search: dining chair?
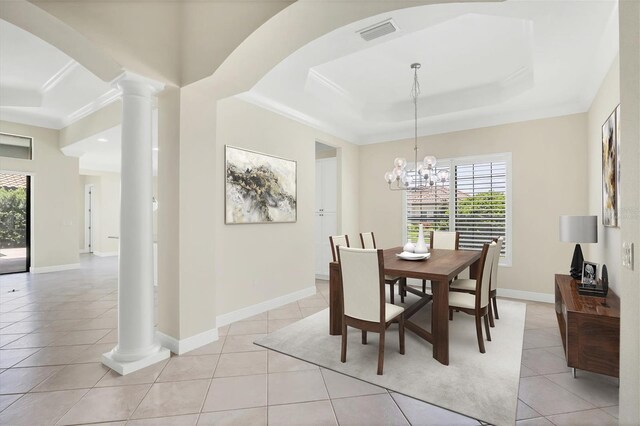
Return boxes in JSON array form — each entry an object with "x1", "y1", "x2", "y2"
[
  {"x1": 329, "y1": 235, "x2": 350, "y2": 262},
  {"x1": 448, "y1": 241, "x2": 498, "y2": 353},
  {"x1": 450, "y1": 237, "x2": 504, "y2": 327},
  {"x1": 360, "y1": 232, "x2": 403, "y2": 304},
  {"x1": 337, "y1": 246, "x2": 405, "y2": 375},
  {"x1": 419, "y1": 230, "x2": 460, "y2": 293}
]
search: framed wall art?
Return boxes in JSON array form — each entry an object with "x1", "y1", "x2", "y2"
[
  {"x1": 602, "y1": 105, "x2": 620, "y2": 227},
  {"x1": 225, "y1": 145, "x2": 297, "y2": 224}
]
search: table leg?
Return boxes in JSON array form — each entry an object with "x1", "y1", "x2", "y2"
[
  {"x1": 329, "y1": 262, "x2": 342, "y2": 335},
  {"x1": 431, "y1": 279, "x2": 449, "y2": 365}
]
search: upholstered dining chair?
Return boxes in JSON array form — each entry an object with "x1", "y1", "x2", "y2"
[
  {"x1": 448, "y1": 241, "x2": 499, "y2": 353},
  {"x1": 450, "y1": 237, "x2": 504, "y2": 327},
  {"x1": 360, "y1": 232, "x2": 403, "y2": 304},
  {"x1": 419, "y1": 231, "x2": 460, "y2": 293},
  {"x1": 329, "y1": 235, "x2": 350, "y2": 262},
  {"x1": 337, "y1": 246, "x2": 405, "y2": 375}
]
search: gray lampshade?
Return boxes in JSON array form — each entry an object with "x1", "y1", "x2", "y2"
[{"x1": 559, "y1": 215, "x2": 598, "y2": 243}]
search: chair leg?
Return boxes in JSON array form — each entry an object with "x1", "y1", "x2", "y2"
[
  {"x1": 492, "y1": 297, "x2": 499, "y2": 320},
  {"x1": 475, "y1": 314, "x2": 485, "y2": 353},
  {"x1": 389, "y1": 283, "x2": 395, "y2": 304},
  {"x1": 484, "y1": 314, "x2": 492, "y2": 342},
  {"x1": 422, "y1": 279, "x2": 426, "y2": 293},
  {"x1": 361, "y1": 330, "x2": 367, "y2": 345},
  {"x1": 488, "y1": 302, "x2": 495, "y2": 328},
  {"x1": 399, "y1": 314, "x2": 405, "y2": 355},
  {"x1": 377, "y1": 329, "x2": 385, "y2": 375},
  {"x1": 399, "y1": 281, "x2": 405, "y2": 304},
  {"x1": 341, "y1": 321, "x2": 347, "y2": 362},
  {"x1": 449, "y1": 308, "x2": 453, "y2": 321}
]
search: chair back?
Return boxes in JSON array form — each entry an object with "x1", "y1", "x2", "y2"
[
  {"x1": 490, "y1": 237, "x2": 504, "y2": 291},
  {"x1": 360, "y1": 232, "x2": 376, "y2": 249},
  {"x1": 475, "y1": 242, "x2": 498, "y2": 309},
  {"x1": 329, "y1": 235, "x2": 350, "y2": 262},
  {"x1": 429, "y1": 231, "x2": 460, "y2": 250},
  {"x1": 337, "y1": 247, "x2": 384, "y2": 323}
]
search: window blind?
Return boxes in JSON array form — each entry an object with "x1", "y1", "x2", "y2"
[{"x1": 404, "y1": 156, "x2": 509, "y2": 262}]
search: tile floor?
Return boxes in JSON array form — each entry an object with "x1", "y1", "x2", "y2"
[{"x1": 0, "y1": 256, "x2": 619, "y2": 425}]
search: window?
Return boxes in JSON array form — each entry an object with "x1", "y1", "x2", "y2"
[
  {"x1": 0, "y1": 133, "x2": 32, "y2": 160},
  {"x1": 403, "y1": 153, "x2": 512, "y2": 266}
]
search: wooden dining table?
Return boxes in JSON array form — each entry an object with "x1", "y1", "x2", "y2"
[{"x1": 329, "y1": 247, "x2": 482, "y2": 365}]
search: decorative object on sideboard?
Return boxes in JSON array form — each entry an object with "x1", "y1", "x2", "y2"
[
  {"x1": 559, "y1": 215, "x2": 598, "y2": 279},
  {"x1": 577, "y1": 262, "x2": 610, "y2": 298},
  {"x1": 225, "y1": 145, "x2": 297, "y2": 224},
  {"x1": 602, "y1": 104, "x2": 620, "y2": 227},
  {"x1": 414, "y1": 224, "x2": 429, "y2": 254},
  {"x1": 384, "y1": 63, "x2": 449, "y2": 191},
  {"x1": 601, "y1": 264, "x2": 609, "y2": 297},
  {"x1": 581, "y1": 261, "x2": 598, "y2": 286}
]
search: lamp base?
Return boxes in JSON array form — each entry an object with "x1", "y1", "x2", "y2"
[{"x1": 570, "y1": 243, "x2": 584, "y2": 280}]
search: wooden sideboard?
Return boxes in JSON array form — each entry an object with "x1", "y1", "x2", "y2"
[{"x1": 554, "y1": 274, "x2": 620, "y2": 377}]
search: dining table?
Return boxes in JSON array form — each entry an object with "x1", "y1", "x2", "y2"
[{"x1": 329, "y1": 247, "x2": 482, "y2": 365}]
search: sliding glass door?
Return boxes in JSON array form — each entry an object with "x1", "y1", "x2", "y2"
[{"x1": 0, "y1": 173, "x2": 30, "y2": 274}]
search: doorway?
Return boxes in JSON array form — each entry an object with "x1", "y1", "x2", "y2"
[{"x1": 0, "y1": 173, "x2": 30, "y2": 274}]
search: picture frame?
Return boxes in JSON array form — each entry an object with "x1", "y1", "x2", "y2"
[
  {"x1": 225, "y1": 145, "x2": 297, "y2": 224},
  {"x1": 601, "y1": 105, "x2": 620, "y2": 227},
  {"x1": 581, "y1": 261, "x2": 599, "y2": 286}
]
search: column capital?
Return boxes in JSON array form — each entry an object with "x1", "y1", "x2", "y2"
[{"x1": 112, "y1": 71, "x2": 165, "y2": 97}]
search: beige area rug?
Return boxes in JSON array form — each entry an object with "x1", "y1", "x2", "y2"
[{"x1": 255, "y1": 296, "x2": 526, "y2": 426}]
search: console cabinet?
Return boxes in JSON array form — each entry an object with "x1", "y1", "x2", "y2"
[{"x1": 554, "y1": 274, "x2": 620, "y2": 377}]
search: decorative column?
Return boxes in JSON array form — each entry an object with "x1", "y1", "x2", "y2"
[{"x1": 102, "y1": 72, "x2": 169, "y2": 375}]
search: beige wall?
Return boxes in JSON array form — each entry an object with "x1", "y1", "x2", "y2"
[
  {"x1": 0, "y1": 121, "x2": 79, "y2": 269},
  {"x1": 214, "y1": 97, "x2": 358, "y2": 316},
  {"x1": 585, "y1": 57, "x2": 621, "y2": 291},
  {"x1": 359, "y1": 114, "x2": 589, "y2": 297}
]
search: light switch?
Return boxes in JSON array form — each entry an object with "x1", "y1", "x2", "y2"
[{"x1": 622, "y1": 242, "x2": 634, "y2": 270}]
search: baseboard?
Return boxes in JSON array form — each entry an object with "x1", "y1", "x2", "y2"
[
  {"x1": 216, "y1": 285, "x2": 316, "y2": 327},
  {"x1": 30, "y1": 263, "x2": 81, "y2": 274},
  {"x1": 79, "y1": 249, "x2": 89, "y2": 254},
  {"x1": 157, "y1": 328, "x2": 219, "y2": 355},
  {"x1": 497, "y1": 288, "x2": 554, "y2": 303},
  {"x1": 315, "y1": 274, "x2": 329, "y2": 281},
  {"x1": 94, "y1": 251, "x2": 118, "y2": 257}
]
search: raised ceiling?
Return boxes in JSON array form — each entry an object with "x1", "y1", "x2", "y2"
[
  {"x1": 241, "y1": 0, "x2": 619, "y2": 144},
  {"x1": 0, "y1": 19, "x2": 117, "y2": 129}
]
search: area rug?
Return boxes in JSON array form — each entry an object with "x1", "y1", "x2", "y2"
[{"x1": 255, "y1": 296, "x2": 526, "y2": 426}]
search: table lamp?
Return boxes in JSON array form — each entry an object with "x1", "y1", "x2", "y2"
[{"x1": 559, "y1": 215, "x2": 598, "y2": 279}]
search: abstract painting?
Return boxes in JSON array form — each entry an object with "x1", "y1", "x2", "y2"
[
  {"x1": 602, "y1": 105, "x2": 620, "y2": 227},
  {"x1": 225, "y1": 145, "x2": 297, "y2": 224}
]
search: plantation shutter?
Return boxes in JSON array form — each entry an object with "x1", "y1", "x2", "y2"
[
  {"x1": 404, "y1": 166, "x2": 451, "y2": 243},
  {"x1": 404, "y1": 155, "x2": 510, "y2": 263},
  {"x1": 454, "y1": 161, "x2": 507, "y2": 257}
]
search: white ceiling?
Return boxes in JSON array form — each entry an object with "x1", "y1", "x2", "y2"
[
  {"x1": 0, "y1": 19, "x2": 117, "y2": 129},
  {"x1": 240, "y1": 0, "x2": 619, "y2": 144},
  {"x1": 61, "y1": 116, "x2": 159, "y2": 174}
]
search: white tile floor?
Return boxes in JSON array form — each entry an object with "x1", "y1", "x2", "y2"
[{"x1": 0, "y1": 255, "x2": 619, "y2": 425}]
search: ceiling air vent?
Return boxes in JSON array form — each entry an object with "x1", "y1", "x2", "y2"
[{"x1": 358, "y1": 19, "x2": 397, "y2": 42}]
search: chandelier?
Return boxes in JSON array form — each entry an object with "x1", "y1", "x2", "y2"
[{"x1": 384, "y1": 63, "x2": 449, "y2": 191}]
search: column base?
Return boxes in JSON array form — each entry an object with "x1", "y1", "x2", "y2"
[{"x1": 102, "y1": 346, "x2": 170, "y2": 376}]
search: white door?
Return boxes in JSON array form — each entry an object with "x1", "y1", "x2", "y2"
[{"x1": 315, "y1": 156, "x2": 338, "y2": 278}]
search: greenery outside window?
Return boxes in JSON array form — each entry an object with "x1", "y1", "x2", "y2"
[{"x1": 403, "y1": 153, "x2": 512, "y2": 266}]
